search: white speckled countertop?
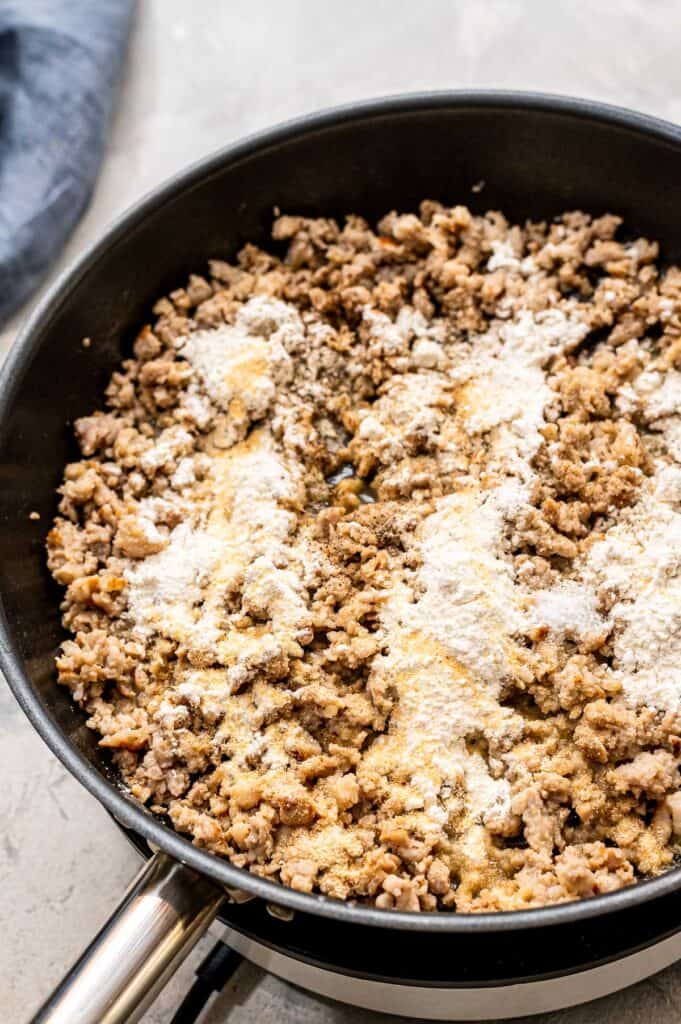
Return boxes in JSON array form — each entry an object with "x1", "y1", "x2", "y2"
[{"x1": 3, "y1": 2, "x2": 681, "y2": 1021}]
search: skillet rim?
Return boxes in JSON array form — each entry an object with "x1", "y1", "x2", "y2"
[{"x1": 3, "y1": 88, "x2": 681, "y2": 934}]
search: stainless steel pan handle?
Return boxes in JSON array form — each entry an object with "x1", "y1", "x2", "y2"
[{"x1": 30, "y1": 851, "x2": 226, "y2": 1024}]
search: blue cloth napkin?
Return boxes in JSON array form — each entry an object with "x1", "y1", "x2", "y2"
[{"x1": 0, "y1": 0, "x2": 136, "y2": 326}]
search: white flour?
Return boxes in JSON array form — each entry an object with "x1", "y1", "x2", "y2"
[
  {"x1": 617, "y1": 363, "x2": 681, "y2": 425},
  {"x1": 529, "y1": 580, "x2": 605, "y2": 641},
  {"x1": 363, "y1": 486, "x2": 526, "y2": 838},
  {"x1": 582, "y1": 367, "x2": 681, "y2": 713},
  {"x1": 125, "y1": 429, "x2": 313, "y2": 686},
  {"x1": 415, "y1": 489, "x2": 527, "y2": 685},
  {"x1": 486, "y1": 239, "x2": 538, "y2": 276},
  {"x1": 141, "y1": 425, "x2": 193, "y2": 473},
  {"x1": 179, "y1": 296, "x2": 298, "y2": 417},
  {"x1": 487, "y1": 239, "x2": 520, "y2": 272},
  {"x1": 362, "y1": 305, "x2": 446, "y2": 358},
  {"x1": 455, "y1": 308, "x2": 588, "y2": 480},
  {"x1": 585, "y1": 482, "x2": 681, "y2": 712},
  {"x1": 126, "y1": 521, "x2": 222, "y2": 639},
  {"x1": 356, "y1": 370, "x2": 450, "y2": 464}
]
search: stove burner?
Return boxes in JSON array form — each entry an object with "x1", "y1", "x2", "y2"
[{"x1": 169, "y1": 942, "x2": 243, "y2": 1024}]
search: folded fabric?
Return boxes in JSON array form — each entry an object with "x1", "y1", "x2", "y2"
[{"x1": 0, "y1": 0, "x2": 136, "y2": 327}]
